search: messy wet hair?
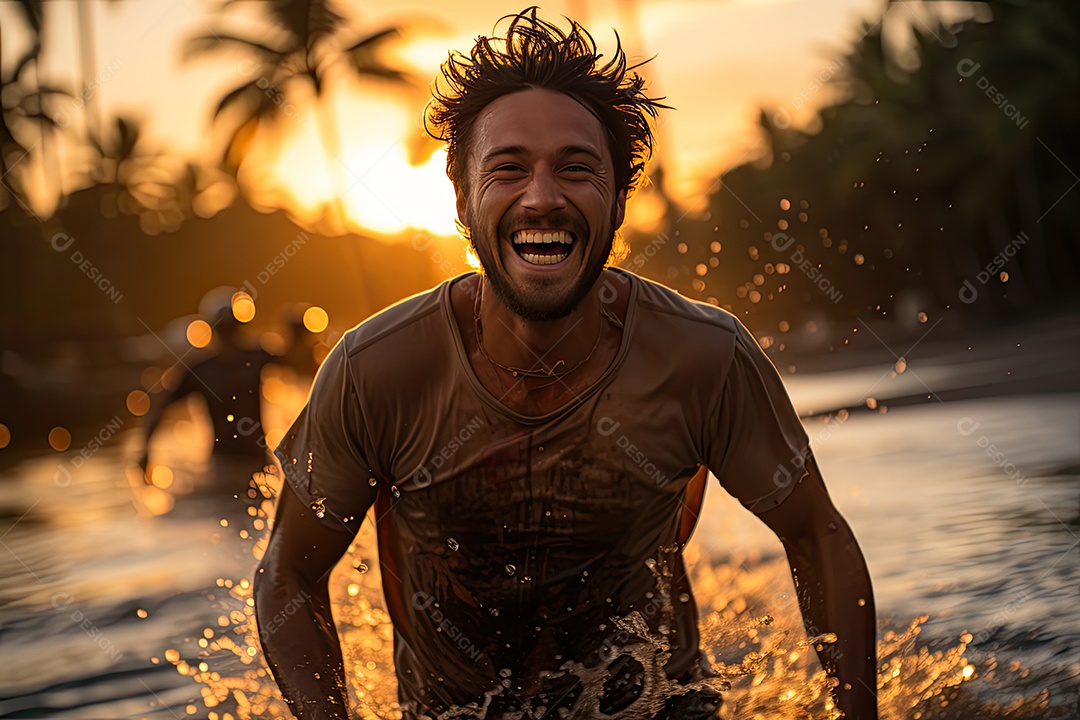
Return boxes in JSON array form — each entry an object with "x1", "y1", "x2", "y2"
[{"x1": 424, "y1": 7, "x2": 668, "y2": 199}]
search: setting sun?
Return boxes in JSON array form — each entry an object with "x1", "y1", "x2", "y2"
[{"x1": 250, "y1": 93, "x2": 458, "y2": 238}]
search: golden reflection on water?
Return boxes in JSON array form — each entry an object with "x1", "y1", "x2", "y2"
[{"x1": 160, "y1": 483, "x2": 1058, "y2": 720}]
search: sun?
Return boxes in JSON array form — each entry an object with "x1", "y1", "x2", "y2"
[{"x1": 248, "y1": 91, "x2": 459, "y2": 239}]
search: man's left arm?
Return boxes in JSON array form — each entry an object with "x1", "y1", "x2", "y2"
[{"x1": 758, "y1": 454, "x2": 878, "y2": 719}]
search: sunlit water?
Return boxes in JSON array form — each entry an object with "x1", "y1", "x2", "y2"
[{"x1": 1, "y1": 353, "x2": 1077, "y2": 718}]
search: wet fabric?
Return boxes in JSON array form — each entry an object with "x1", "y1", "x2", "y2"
[{"x1": 274, "y1": 269, "x2": 810, "y2": 718}]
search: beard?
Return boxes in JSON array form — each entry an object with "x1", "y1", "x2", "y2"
[{"x1": 469, "y1": 205, "x2": 620, "y2": 322}]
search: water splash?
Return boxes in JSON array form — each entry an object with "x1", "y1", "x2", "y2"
[{"x1": 162, "y1": 497, "x2": 1073, "y2": 720}]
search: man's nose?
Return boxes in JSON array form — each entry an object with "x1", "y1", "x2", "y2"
[{"x1": 521, "y1": 166, "x2": 567, "y2": 214}]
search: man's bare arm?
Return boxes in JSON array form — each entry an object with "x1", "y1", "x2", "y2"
[
  {"x1": 758, "y1": 455, "x2": 878, "y2": 719},
  {"x1": 137, "y1": 371, "x2": 196, "y2": 474},
  {"x1": 254, "y1": 484, "x2": 356, "y2": 719}
]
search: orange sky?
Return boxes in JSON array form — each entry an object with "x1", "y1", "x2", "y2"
[{"x1": 2, "y1": 0, "x2": 970, "y2": 236}]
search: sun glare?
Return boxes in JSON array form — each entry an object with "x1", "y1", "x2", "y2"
[{"x1": 256, "y1": 92, "x2": 458, "y2": 238}]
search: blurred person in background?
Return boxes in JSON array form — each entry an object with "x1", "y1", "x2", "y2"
[{"x1": 138, "y1": 305, "x2": 274, "y2": 506}]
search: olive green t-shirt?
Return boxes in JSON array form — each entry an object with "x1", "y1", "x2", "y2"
[{"x1": 275, "y1": 268, "x2": 811, "y2": 716}]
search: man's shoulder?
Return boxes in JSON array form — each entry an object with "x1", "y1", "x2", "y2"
[
  {"x1": 625, "y1": 270, "x2": 741, "y2": 336},
  {"x1": 337, "y1": 276, "x2": 457, "y2": 357}
]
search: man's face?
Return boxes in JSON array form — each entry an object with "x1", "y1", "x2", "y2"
[{"x1": 456, "y1": 87, "x2": 626, "y2": 321}]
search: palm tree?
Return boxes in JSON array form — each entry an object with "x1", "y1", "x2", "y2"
[
  {"x1": 184, "y1": 0, "x2": 415, "y2": 234},
  {"x1": 668, "y1": 0, "x2": 1079, "y2": 340},
  {"x1": 81, "y1": 114, "x2": 175, "y2": 229},
  {"x1": 1, "y1": 0, "x2": 70, "y2": 215}
]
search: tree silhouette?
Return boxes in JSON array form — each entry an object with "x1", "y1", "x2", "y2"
[
  {"x1": 79, "y1": 114, "x2": 179, "y2": 232},
  {"x1": 0, "y1": 0, "x2": 70, "y2": 214},
  {"x1": 184, "y1": 0, "x2": 415, "y2": 232},
  {"x1": 645, "y1": 0, "x2": 1080, "y2": 348}
]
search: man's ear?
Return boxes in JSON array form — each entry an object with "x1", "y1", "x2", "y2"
[{"x1": 614, "y1": 189, "x2": 627, "y2": 230}]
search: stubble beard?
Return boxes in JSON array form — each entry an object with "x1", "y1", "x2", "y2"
[{"x1": 469, "y1": 206, "x2": 619, "y2": 322}]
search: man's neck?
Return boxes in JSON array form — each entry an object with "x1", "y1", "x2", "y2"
[{"x1": 476, "y1": 275, "x2": 608, "y2": 375}]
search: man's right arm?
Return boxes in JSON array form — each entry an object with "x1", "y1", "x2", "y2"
[{"x1": 254, "y1": 483, "x2": 357, "y2": 719}]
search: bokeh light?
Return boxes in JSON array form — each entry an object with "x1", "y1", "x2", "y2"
[
  {"x1": 231, "y1": 291, "x2": 256, "y2": 323},
  {"x1": 138, "y1": 486, "x2": 175, "y2": 516},
  {"x1": 126, "y1": 390, "x2": 151, "y2": 416},
  {"x1": 150, "y1": 465, "x2": 174, "y2": 489},
  {"x1": 303, "y1": 306, "x2": 329, "y2": 333},
  {"x1": 161, "y1": 366, "x2": 183, "y2": 391},
  {"x1": 186, "y1": 319, "x2": 213, "y2": 348},
  {"x1": 48, "y1": 427, "x2": 71, "y2": 452}
]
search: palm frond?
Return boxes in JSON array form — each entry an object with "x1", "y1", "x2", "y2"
[
  {"x1": 184, "y1": 32, "x2": 291, "y2": 64},
  {"x1": 264, "y1": 0, "x2": 347, "y2": 48},
  {"x1": 343, "y1": 27, "x2": 411, "y2": 85},
  {"x1": 212, "y1": 80, "x2": 268, "y2": 121}
]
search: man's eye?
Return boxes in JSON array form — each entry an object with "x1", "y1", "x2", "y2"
[
  {"x1": 493, "y1": 164, "x2": 524, "y2": 173},
  {"x1": 563, "y1": 164, "x2": 592, "y2": 173}
]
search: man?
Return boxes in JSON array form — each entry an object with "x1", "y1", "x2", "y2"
[{"x1": 255, "y1": 9, "x2": 877, "y2": 719}]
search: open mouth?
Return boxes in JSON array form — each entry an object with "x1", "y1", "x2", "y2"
[{"x1": 511, "y1": 230, "x2": 574, "y2": 266}]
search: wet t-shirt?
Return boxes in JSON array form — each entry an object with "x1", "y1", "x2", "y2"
[{"x1": 274, "y1": 269, "x2": 811, "y2": 717}]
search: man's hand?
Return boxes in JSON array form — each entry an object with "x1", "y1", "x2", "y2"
[
  {"x1": 254, "y1": 484, "x2": 357, "y2": 719},
  {"x1": 758, "y1": 455, "x2": 878, "y2": 720}
]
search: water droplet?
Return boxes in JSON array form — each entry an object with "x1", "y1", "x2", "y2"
[
  {"x1": 760, "y1": 614, "x2": 773, "y2": 626},
  {"x1": 644, "y1": 558, "x2": 656, "y2": 569},
  {"x1": 678, "y1": 593, "x2": 690, "y2": 603},
  {"x1": 505, "y1": 564, "x2": 516, "y2": 576},
  {"x1": 499, "y1": 668, "x2": 512, "y2": 678},
  {"x1": 368, "y1": 477, "x2": 377, "y2": 486},
  {"x1": 489, "y1": 607, "x2": 499, "y2": 617},
  {"x1": 353, "y1": 561, "x2": 369, "y2": 573},
  {"x1": 447, "y1": 538, "x2": 459, "y2": 551},
  {"x1": 310, "y1": 498, "x2": 326, "y2": 519},
  {"x1": 391, "y1": 485, "x2": 401, "y2": 499}
]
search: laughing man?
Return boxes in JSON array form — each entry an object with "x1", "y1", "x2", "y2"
[{"x1": 255, "y1": 8, "x2": 878, "y2": 720}]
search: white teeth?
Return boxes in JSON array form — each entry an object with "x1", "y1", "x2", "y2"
[
  {"x1": 521, "y1": 252, "x2": 569, "y2": 265},
  {"x1": 513, "y1": 230, "x2": 572, "y2": 245}
]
